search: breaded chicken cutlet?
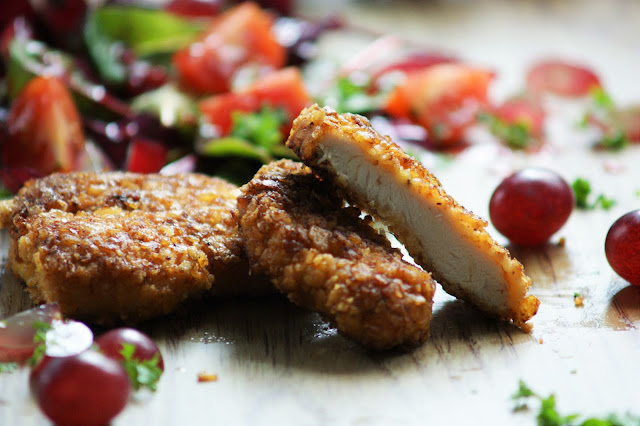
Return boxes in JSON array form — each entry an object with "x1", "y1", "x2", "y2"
[
  {"x1": 237, "y1": 159, "x2": 436, "y2": 350},
  {"x1": 287, "y1": 105, "x2": 540, "y2": 330},
  {"x1": 0, "y1": 172, "x2": 265, "y2": 324}
]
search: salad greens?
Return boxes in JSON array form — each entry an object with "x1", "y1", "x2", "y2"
[
  {"x1": 571, "y1": 178, "x2": 616, "y2": 210},
  {"x1": 512, "y1": 380, "x2": 639, "y2": 426},
  {"x1": 84, "y1": 6, "x2": 205, "y2": 85}
]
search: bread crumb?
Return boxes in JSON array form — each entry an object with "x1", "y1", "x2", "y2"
[{"x1": 197, "y1": 372, "x2": 218, "y2": 383}]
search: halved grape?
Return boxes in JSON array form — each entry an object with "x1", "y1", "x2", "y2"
[
  {"x1": 489, "y1": 168, "x2": 574, "y2": 246},
  {"x1": 0, "y1": 303, "x2": 60, "y2": 363},
  {"x1": 605, "y1": 210, "x2": 640, "y2": 287},
  {"x1": 33, "y1": 350, "x2": 130, "y2": 426}
]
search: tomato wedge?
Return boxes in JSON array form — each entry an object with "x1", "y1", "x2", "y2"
[
  {"x1": 493, "y1": 96, "x2": 546, "y2": 139},
  {"x1": 526, "y1": 59, "x2": 601, "y2": 98},
  {"x1": 125, "y1": 138, "x2": 168, "y2": 174},
  {"x1": 2, "y1": 76, "x2": 85, "y2": 178},
  {"x1": 384, "y1": 63, "x2": 493, "y2": 146},
  {"x1": 173, "y1": 1, "x2": 285, "y2": 94},
  {"x1": 199, "y1": 67, "x2": 311, "y2": 136}
]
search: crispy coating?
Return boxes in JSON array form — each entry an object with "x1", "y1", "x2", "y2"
[
  {"x1": 237, "y1": 160, "x2": 436, "y2": 350},
  {"x1": 0, "y1": 172, "x2": 259, "y2": 324},
  {"x1": 287, "y1": 105, "x2": 539, "y2": 330}
]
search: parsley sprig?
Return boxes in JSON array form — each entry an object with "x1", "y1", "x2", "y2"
[
  {"x1": 318, "y1": 75, "x2": 386, "y2": 114},
  {"x1": 27, "y1": 320, "x2": 54, "y2": 366},
  {"x1": 571, "y1": 178, "x2": 615, "y2": 210},
  {"x1": 512, "y1": 380, "x2": 640, "y2": 426},
  {"x1": 201, "y1": 106, "x2": 293, "y2": 168},
  {"x1": 0, "y1": 362, "x2": 19, "y2": 373},
  {"x1": 0, "y1": 187, "x2": 13, "y2": 200},
  {"x1": 580, "y1": 88, "x2": 630, "y2": 151},
  {"x1": 229, "y1": 106, "x2": 288, "y2": 151},
  {"x1": 478, "y1": 112, "x2": 534, "y2": 149},
  {"x1": 119, "y1": 343, "x2": 163, "y2": 392}
]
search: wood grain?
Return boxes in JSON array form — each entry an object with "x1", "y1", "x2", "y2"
[{"x1": 3, "y1": 1, "x2": 640, "y2": 425}]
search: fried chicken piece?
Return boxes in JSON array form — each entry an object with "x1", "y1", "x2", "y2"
[
  {"x1": 0, "y1": 172, "x2": 263, "y2": 324},
  {"x1": 237, "y1": 159, "x2": 436, "y2": 350},
  {"x1": 286, "y1": 105, "x2": 540, "y2": 330}
]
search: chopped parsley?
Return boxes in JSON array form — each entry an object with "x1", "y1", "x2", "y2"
[
  {"x1": 0, "y1": 362, "x2": 19, "y2": 373},
  {"x1": 318, "y1": 75, "x2": 386, "y2": 114},
  {"x1": 590, "y1": 87, "x2": 616, "y2": 110},
  {"x1": 478, "y1": 112, "x2": 533, "y2": 149},
  {"x1": 512, "y1": 380, "x2": 640, "y2": 426},
  {"x1": 229, "y1": 106, "x2": 288, "y2": 151},
  {"x1": 600, "y1": 130, "x2": 628, "y2": 151},
  {"x1": 120, "y1": 343, "x2": 163, "y2": 392},
  {"x1": 27, "y1": 320, "x2": 54, "y2": 366},
  {"x1": 580, "y1": 89, "x2": 629, "y2": 151},
  {"x1": 571, "y1": 178, "x2": 615, "y2": 210},
  {"x1": 0, "y1": 187, "x2": 12, "y2": 200}
]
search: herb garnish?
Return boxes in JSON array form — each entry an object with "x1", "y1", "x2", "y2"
[
  {"x1": 27, "y1": 320, "x2": 54, "y2": 366},
  {"x1": 580, "y1": 88, "x2": 630, "y2": 151},
  {"x1": 571, "y1": 178, "x2": 615, "y2": 210},
  {"x1": 600, "y1": 130, "x2": 628, "y2": 151},
  {"x1": 120, "y1": 343, "x2": 163, "y2": 391},
  {"x1": 319, "y1": 75, "x2": 386, "y2": 114},
  {"x1": 478, "y1": 112, "x2": 533, "y2": 149},
  {"x1": 0, "y1": 187, "x2": 13, "y2": 200},
  {"x1": 229, "y1": 106, "x2": 288, "y2": 151},
  {"x1": 0, "y1": 362, "x2": 19, "y2": 373},
  {"x1": 512, "y1": 380, "x2": 640, "y2": 426}
]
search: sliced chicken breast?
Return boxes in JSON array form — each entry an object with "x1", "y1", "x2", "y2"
[
  {"x1": 237, "y1": 160, "x2": 436, "y2": 350},
  {"x1": 286, "y1": 105, "x2": 539, "y2": 330}
]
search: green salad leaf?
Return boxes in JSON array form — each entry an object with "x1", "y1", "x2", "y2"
[
  {"x1": 84, "y1": 6, "x2": 205, "y2": 85},
  {"x1": 478, "y1": 112, "x2": 533, "y2": 149}
]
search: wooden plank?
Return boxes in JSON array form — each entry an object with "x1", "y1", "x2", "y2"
[{"x1": 3, "y1": 1, "x2": 640, "y2": 425}]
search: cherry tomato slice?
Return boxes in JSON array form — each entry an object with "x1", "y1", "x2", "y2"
[
  {"x1": 125, "y1": 139, "x2": 168, "y2": 174},
  {"x1": 526, "y1": 59, "x2": 601, "y2": 98},
  {"x1": 173, "y1": 2, "x2": 285, "y2": 94},
  {"x1": 199, "y1": 66, "x2": 311, "y2": 136},
  {"x1": 384, "y1": 63, "x2": 493, "y2": 146},
  {"x1": 493, "y1": 96, "x2": 546, "y2": 139},
  {"x1": 2, "y1": 76, "x2": 85, "y2": 177}
]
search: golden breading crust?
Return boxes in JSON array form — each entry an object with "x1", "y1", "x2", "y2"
[
  {"x1": 286, "y1": 105, "x2": 539, "y2": 330},
  {"x1": 0, "y1": 172, "x2": 253, "y2": 324},
  {"x1": 237, "y1": 159, "x2": 436, "y2": 350}
]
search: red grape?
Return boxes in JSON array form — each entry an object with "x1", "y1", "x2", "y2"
[
  {"x1": 489, "y1": 168, "x2": 574, "y2": 245},
  {"x1": 605, "y1": 210, "x2": 640, "y2": 286},
  {"x1": 96, "y1": 327, "x2": 164, "y2": 371},
  {"x1": 0, "y1": 303, "x2": 60, "y2": 363},
  {"x1": 33, "y1": 350, "x2": 130, "y2": 426}
]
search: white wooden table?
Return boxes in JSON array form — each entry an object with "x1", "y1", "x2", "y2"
[{"x1": 2, "y1": 1, "x2": 640, "y2": 424}]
